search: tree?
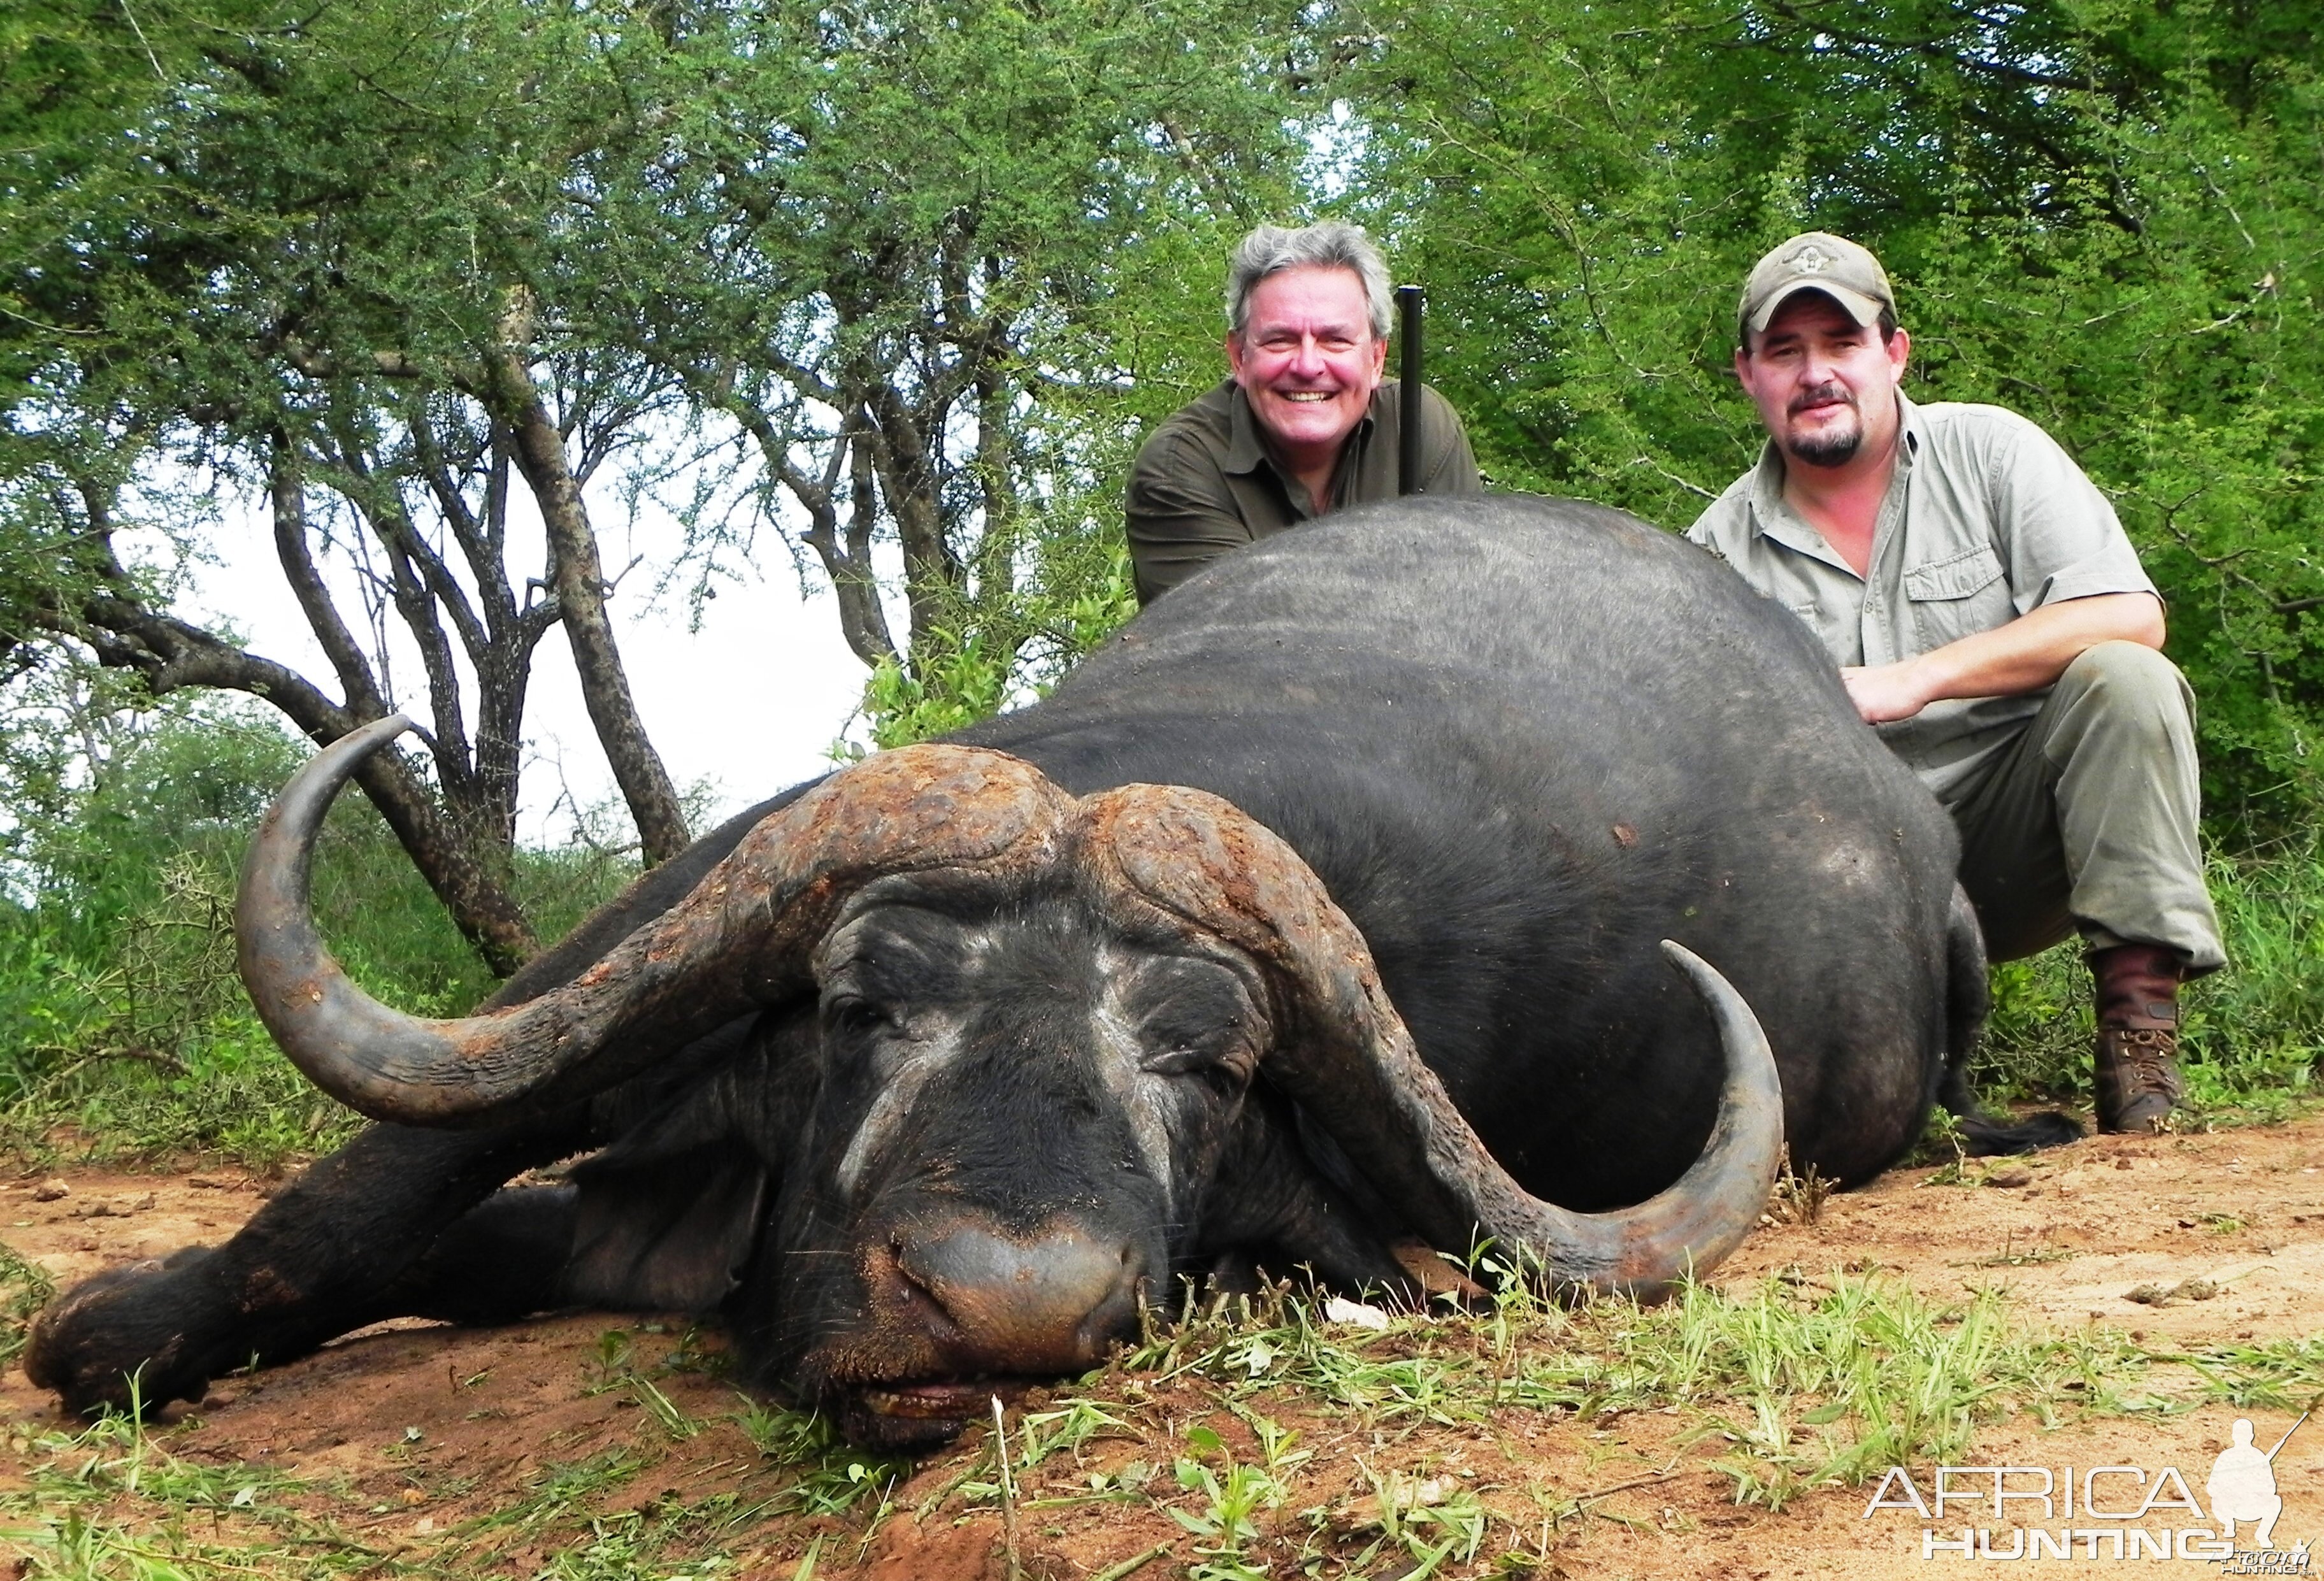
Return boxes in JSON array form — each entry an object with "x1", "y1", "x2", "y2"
[
  {"x1": 4, "y1": 0, "x2": 1319, "y2": 975},
  {"x1": 572, "y1": 0, "x2": 1311, "y2": 724},
  {"x1": 1345, "y1": 0, "x2": 2324, "y2": 829},
  {"x1": 3, "y1": 0, "x2": 703, "y2": 969}
]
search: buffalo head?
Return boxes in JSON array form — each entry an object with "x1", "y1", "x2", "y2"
[{"x1": 233, "y1": 716, "x2": 1782, "y2": 1449}]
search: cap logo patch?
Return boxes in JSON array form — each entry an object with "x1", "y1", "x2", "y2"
[{"x1": 1791, "y1": 243, "x2": 1831, "y2": 274}]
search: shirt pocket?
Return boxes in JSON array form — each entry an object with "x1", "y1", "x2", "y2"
[{"x1": 1902, "y1": 545, "x2": 2013, "y2": 651}]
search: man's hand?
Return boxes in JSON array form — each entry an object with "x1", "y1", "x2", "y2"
[
  {"x1": 1837, "y1": 591, "x2": 2165, "y2": 726},
  {"x1": 1841, "y1": 661, "x2": 1932, "y2": 723}
]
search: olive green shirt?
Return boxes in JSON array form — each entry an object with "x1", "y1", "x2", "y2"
[
  {"x1": 1686, "y1": 393, "x2": 2158, "y2": 801},
  {"x1": 1125, "y1": 377, "x2": 1482, "y2": 605}
]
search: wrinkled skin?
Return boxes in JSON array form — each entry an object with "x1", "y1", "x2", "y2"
[{"x1": 26, "y1": 498, "x2": 2063, "y2": 1449}]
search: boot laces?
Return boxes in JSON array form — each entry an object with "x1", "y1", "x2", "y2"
[{"x1": 2105, "y1": 1027, "x2": 2179, "y2": 1094}]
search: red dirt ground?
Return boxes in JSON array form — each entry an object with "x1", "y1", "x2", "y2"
[{"x1": 4, "y1": 1111, "x2": 2323, "y2": 1578}]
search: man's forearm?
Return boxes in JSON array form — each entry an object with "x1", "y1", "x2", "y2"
[{"x1": 1841, "y1": 591, "x2": 2165, "y2": 724}]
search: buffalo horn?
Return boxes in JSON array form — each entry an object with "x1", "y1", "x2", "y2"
[
  {"x1": 236, "y1": 719, "x2": 1074, "y2": 1126},
  {"x1": 1086, "y1": 783, "x2": 1783, "y2": 1299}
]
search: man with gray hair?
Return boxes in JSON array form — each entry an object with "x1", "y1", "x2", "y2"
[{"x1": 1125, "y1": 220, "x2": 1482, "y2": 604}]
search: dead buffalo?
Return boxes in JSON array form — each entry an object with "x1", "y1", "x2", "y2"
[{"x1": 27, "y1": 496, "x2": 2053, "y2": 1449}]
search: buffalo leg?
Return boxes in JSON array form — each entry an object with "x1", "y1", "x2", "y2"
[
  {"x1": 379, "y1": 1184, "x2": 579, "y2": 1326},
  {"x1": 1935, "y1": 883, "x2": 2082, "y2": 1155},
  {"x1": 26, "y1": 1114, "x2": 584, "y2": 1416}
]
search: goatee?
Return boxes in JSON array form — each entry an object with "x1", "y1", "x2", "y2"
[
  {"x1": 1786, "y1": 382, "x2": 1861, "y2": 468},
  {"x1": 1790, "y1": 427, "x2": 1864, "y2": 468}
]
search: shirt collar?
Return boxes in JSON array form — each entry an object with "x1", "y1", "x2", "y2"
[
  {"x1": 1224, "y1": 381, "x2": 1270, "y2": 474},
  {"x1": 1895, "y1": 388, "x2": 1926, "y2": 462}
]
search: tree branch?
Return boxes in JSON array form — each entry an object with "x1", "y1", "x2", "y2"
[
  {"x1": 271, "y1": 438, "x2": 389, "y2": 722},
  {"x1": 484, "y1": 294, "x2": 691, "y2": 866}
]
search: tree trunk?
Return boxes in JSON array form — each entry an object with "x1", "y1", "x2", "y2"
[
  {"x1": 484, "y1": 310, "x2": 691, "y2": 868},
  {"x1": 73, "y1": 587, "x2": 542, "y2": 976}
]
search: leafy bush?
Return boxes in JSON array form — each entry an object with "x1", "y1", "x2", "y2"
[
  {"x1": 847, "y1": 450, "x2": 1140, "y2": 753},
  {"x1": 1979, "y1": 841, "x2": 2324, "y2": 1122},
  {"x1": 1351, "y1": 0, "x2": 2324, "y2": 833},
  {"x1": 0, "y1": 696, "x2": 636, "y2": 1168}
]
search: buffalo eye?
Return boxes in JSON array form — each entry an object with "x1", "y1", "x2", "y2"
[
  {"x1": 1114, "y1": 954, "x2": 1262, "y2": 1085},
  {"x1": 1138, "y1": 1033, "x2": 1257, "y2": 1087},
  {"x1": 822, "y1": 993, "x2": 891, "y2": 1036},
  {"x1": 1140, "y1": 1045, "x2": 1213, "y2": 1078}
]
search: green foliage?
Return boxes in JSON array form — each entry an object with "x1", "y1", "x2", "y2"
[
  {"x1": 592, "y1": 0, "x2": 1284, "y2": 754},
  {"x1": 3, "y1": 0, "x2": 1306, "y2": 963},
  {"x1": 0, "y1": 1405, "x2": 368, "y2": 1580},
  {"x1": 1126, "y1": 1272, "x2": 2174, "y2": 1523},
  {"x1": 850, "y1": 513, "x2": 1138, "y2": 752},
  {"x1": 0, "y1": 1239, "x2": 56, "y2": 1370},
  {"x1": 0, "y1": 693, "x2": 635, "y2": 1167},
  {"x1": 729, "y1": 1403, "x2": 913, "y2": 1520},
  {"x1": 1169, "y1": 1422, "x2": 1291, "y2": 1578},
  {"x1": 1980, "y1": 840, "x2": 2324, "y2": 1119},
  {"x1": 1, "y1": 1279, "x2": 2316, "y2": 1580},
  {"x1": 1348, "y1": 0, "x2": 2324, "y2": 831},
  {"x1": 2163, "y1": 1333, "x2": 2324, "y2": 1411}
]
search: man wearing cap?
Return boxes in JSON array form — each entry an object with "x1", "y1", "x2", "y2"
[
  {"x1": 1688, "y1": 231, "x2": 2224, "y2": 1134},
  {"x1": 1124, "y1": 220, "x2": 1482, "y2": 606}
]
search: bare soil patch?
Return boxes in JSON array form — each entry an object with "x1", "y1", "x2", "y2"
[{"x1": 5, "y1": 1113, "x2": 2323, "y2": 1578}]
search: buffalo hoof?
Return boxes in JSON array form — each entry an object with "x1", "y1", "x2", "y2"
[{"x1": 24, "y1": 1247, "x2": 222, "y2": 1417}]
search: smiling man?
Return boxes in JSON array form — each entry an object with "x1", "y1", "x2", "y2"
[
  {"x1": 1687, "y1": 232, "x2": 2224, "y2": 1133},
  {"x1": 1124, "y1": 222, "x2": 1481, "y2": 605}
]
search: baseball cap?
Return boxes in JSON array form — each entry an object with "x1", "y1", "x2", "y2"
[{"x1": 1738, "y1": 232, "x2": 1895, "y2": 337}]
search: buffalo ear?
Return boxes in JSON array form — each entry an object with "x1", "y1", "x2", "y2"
[
  {"x1": 559, "y1": 1034, "x2": 802, "y2": 1313},
  {"x1": 565, "y1": 1139, "x2": 767, "y2": 1313}
]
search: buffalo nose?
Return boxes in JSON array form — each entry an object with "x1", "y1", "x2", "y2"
[{"x1": 894, "y1": 1222, "x2": 1143, "y2": 1369}]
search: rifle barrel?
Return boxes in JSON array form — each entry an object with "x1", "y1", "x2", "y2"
[
  {"x1": 2265, "y1": 1408, "x2": 2309, "y2": 1460},
  {"x1": 1397, "y1": 285, "x2": 1423, "y2": 495}
]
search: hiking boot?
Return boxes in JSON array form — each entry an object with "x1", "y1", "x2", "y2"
[
  {"x1": 2091, "y1": 943, "x2": 2188, "y2": 1134},
  {"x1": 2094, "y1": 1026, "x2": 2184, "y2": 1133}
]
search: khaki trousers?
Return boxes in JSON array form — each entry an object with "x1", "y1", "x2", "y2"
[{"x1": 1940, "y1": 641, "x2": 2225, "y2": 973}]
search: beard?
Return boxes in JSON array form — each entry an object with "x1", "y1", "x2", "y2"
[
  {"x1": 1790, "y1": 426, "x2": 1863, "y2": 467},
  {"x1": 1785, "y1": 384, "x2": 1863, "y2": 468}
]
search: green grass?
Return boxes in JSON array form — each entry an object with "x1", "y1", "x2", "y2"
[
  {"x1": 5, "y1": 1277, "x2": 2318, "y2": 1580},
  {"x1": 0, "y1": 806, "x2": 635, "y2": 1173},
  {"x1": 2157, "y1": 1334, "x2": 2324, "y2": 1410},
  {"x1": 0, "y1": 1237, "x2": 56, "y2": 1368},
  {"x1": 1977, "y1": 840, "x2": 2324, "y2": 1122},
  {"x1": 1107, "y1": 1273, "x2": 2172, "y2": 1515},
  {"x1": 942, "y1": 1273, "x2": 2317, "y2": 1571},
  {"x1": 0, "y1": 1340, "x2": 919, "y2": 1580},
  {"x1": 0, "y1": 1401, "x2": 385, "y2": 1580}
]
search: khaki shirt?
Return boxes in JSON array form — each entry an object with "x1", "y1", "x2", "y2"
[
  {"x1": 1687, "y1": 394, "x2": 2157, "y2": 800},
  {"x1": 1125, "y1": 377, "x2": 1482, "y2": 604}
]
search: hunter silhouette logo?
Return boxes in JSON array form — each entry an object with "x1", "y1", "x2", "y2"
[
  {"x1": 1861, "y1": 1406, "x2": 2313, "y2": 1565},
  {"x1": 2210, "y1": 1415, "x2": 2300, "y2": 1549}
]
